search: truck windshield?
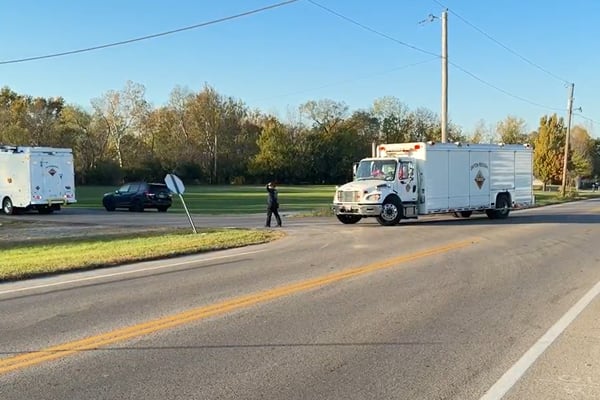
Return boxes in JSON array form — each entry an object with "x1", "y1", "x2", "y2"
[{"x1": 356, "y1": 160, "x2": 397, "y2": 181}]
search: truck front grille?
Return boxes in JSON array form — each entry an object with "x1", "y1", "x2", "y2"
[{"x1": 338, "y1": 190, "x2": 360, "y2": 202}]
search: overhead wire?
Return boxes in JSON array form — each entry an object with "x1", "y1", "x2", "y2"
[
  {"x1": 306, "y1": 0, "x2": 439, "y2": 58},
  {"x1": 252, "y1": 58, "x2": 438, "y2": 101},
  {"x1": 307, "y1": 0, "x2": 564, "y2": 112},
  {"x1": 0, "y1": 0, "x2": 299, "y2": 65},
  {"x1": 431, "y1": 0, "x2": 571, "y2": 85},
  {"x1": 430, "y1": 0, "x2": 600, "y2": 127}
]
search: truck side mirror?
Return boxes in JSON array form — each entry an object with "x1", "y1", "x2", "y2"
[{"x1": 352, "y1": 162, "x2": 359, "y2": 179}]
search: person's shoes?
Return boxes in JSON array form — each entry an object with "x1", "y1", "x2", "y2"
[
  {"x1": 277, "y1": 224, "x2": 282, "y2": 227},
  {"x1": 265, "y1": 225, "x2": 271, "y2": 228}
]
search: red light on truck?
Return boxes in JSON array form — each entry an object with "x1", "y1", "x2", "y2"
[{"x1": 414, "y1": 144, "x2": 421, "y2": 150}]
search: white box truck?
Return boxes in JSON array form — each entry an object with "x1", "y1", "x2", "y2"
[
  {"x1": 332, "y1": 142, "x2": 534, "y2": 226},
  {"x1": 0, "y1": 146, "x2": 77, "y2": 214}
]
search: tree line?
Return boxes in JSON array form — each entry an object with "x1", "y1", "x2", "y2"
[{"x1": 1, "y1": 82, "x2": 598, "y2": 188}]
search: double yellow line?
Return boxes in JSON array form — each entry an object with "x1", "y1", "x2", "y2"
[{"x1": 0, "y1": 238, "x2": 478, "y2": 375}]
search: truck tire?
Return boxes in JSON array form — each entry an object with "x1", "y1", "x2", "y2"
[
  {"x1": 157, "y1": 206, "x2": 169, "y2": 212},
  {"x1": 2, "y1": 197, "x2": 14, "y2": 215},
  {"x1": 336, "y1": 214, "x2": 361, "y2": 224},
  {"x1": 486, "y1": 195, "x2": 510, "y2": 219},
  {"x1": 376, "y1": 197, "x2": 402, "y2": 226},
  {"x1": 38, "y1": 206, "x2": 53, "y2": 214},
  {"x1": 453, "y1": 211, "x2": 472, "y2": 218}
]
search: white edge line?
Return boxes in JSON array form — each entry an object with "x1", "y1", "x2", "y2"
[
  {"x1": 480, "y1": 279, "x2": 600, "y2": 400},
  {"x1": 0, "y1": 249, "x2": 266, "y2": 296}
]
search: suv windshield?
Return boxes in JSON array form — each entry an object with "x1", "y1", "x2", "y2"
[{"x1": 356, "y1": 159, "x2": 397, "y2": 181}]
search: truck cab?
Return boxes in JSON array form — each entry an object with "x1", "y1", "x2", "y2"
[{"x1": 333, "y1": 156, "x2": 419, "y2": 226}]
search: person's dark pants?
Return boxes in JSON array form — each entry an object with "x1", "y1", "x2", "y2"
[{"x1": 266, "y1": 207, "x2": 282, "y2": 227}]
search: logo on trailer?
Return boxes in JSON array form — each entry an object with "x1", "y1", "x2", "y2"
[
  {"x1": 474, "y1": 170, "x2": 486, "y2": 189},
  {"x1": 48, "y1": 168, "x2": 57, "y2": 176}
]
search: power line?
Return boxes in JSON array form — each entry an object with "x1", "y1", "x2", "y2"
[
  {"x1": 449, "y1": 61, "x2": 564, "y2": 112},
  {"x1": 0, "y1": 0, "x2": 299, "y2": 65},
  {"x1": 306, "y1": 0, "x2": 439, "y2": 58},
  {"x1": 252, "y1": 58, "x2": 438, "y2": 101},
  {"x1": 431, "y1": 0, "x2": 571, "y2": 84},
  {"x1": 308, "y1": 0, "x2": 563, "y2": 112},
  {"x1": 573, "y1": 113, "x2": 600, "y2": 125}
]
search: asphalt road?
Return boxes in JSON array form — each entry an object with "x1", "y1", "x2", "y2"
[{"x1": 1, "y1": 201, "x2": 600, "y2": 399}]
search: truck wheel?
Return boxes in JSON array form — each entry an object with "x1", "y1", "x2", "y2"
[
  {"x1": 336, "y1": 214, "x2": 362, "y2": 224},
  {"x1": 157, "y1": 206, "x2": 169, "y2": 212},
  {"x1": 486, "y1": 195, "x2": 510, "y2": 219},
  {"x1": 376, "y1": 197, "x2": 402, "y2": 226},
  {"x1": 2, "y1": 197, "x2": 14, "y2": 215},
  {"x1": 453, "y1": 211, "x2": 472, "y2": 218}
]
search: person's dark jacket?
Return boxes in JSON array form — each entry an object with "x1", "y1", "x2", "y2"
[{"x1": 266, "y1": 185, "x2": 279, "y2": 209}]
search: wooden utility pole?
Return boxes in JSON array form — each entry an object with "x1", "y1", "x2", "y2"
[
  {"x1": 561, "y1": 83, "x2": 575, "y2": 195},
  {"x1": 441, "y1": 10, "x2": 448, "y2": 143}
]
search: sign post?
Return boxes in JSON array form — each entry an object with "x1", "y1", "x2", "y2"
[{"x1": 164, "y1": 173, "x2": 197, "y2": 234}]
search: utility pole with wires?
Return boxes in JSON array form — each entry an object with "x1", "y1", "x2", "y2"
[
  {"x1": 420, "y1": 10, "x2": 448, "y2": 143},
  {"x1": 560, "y1": 83, "x2": 575, "y2": 196},
  {"x1": 441, "y1": 9, "x2": 448, "y2": 143}
]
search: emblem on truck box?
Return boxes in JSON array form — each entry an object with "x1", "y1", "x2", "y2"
[{"x1": 474, "y1": 170, "x2": 485, "y2": 189}]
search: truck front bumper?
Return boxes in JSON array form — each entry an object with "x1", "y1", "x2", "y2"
[{"x1": 332, "y1": 203, "x2": 382, "y2": 217}]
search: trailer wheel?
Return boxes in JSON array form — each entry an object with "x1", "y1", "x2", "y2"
[
  {"x1": 376, "y1": 197, "x2": 402, "y2": 226},
  {"x1": 2, "y1": 197, "x2": 14, "y2": 215},
  {"x1": 336, "y1": 214, "x2": 362, "y2": 224}
]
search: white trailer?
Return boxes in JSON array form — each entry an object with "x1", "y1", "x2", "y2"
[
  {"x1": 332, "y1": 142, "x2": 534, "y2": 226},
  {"x1": 0, "y1": 146, "x2": 77, "y2": 214}
]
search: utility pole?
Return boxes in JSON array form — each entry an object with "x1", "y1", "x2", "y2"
[
  {"x1": 441, "y1": 10, "x2": 448, "y2": 143},
  {"x1": 214, "y1": 135, "x2": 218, "y2": 184},
  {"x1": 560, "y1": 83, "x2": 575, "y2": 195}
]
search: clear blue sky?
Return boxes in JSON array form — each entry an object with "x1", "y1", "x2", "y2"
[{"x1": 1, "y1": 0, "x2": 598, "y2": 137}]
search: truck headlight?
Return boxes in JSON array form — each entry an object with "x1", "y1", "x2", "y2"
[{"x1": 365, "y1": 193, "x2": 381, "y2": 201}]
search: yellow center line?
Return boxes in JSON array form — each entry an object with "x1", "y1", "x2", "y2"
[
  {"x1": 0, "y1": 237, "x2": 479, "y2": 375},
  {"x1": 590, "y1": 207, "x2": 600, "y2": 213}
]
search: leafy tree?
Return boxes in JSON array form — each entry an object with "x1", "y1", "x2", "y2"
[
  {"x1": 299, "y1": 99, "x2": 348, "y2": 134},
  {"x1": 91, "y1": 81, "x2": 150, "y2": 168},
  {"x1": 470, "y1": 119, "x2": 495, "y2": 144},
  {"x1": 249, "y1": 117, "x2": 295, "y2": 182},
  {"x1": 533, "y1": 114, "x2": 565, "y2": 189},
  {"x1": 496, "y1": 115, "x2": 529, "y2": 144},
  {"x1": 568, "y1": 125, "x2": 594, "y2": 187}
]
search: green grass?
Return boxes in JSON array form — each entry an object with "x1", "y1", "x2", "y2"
[
  {"x1": 74, "y1": 185, "x2": 337, "y2": 214},
  {"x1": 0, "y1": 228, "x2": 283, "y2": 281},
  {"x1": 4, "y1": 185, "x2": 597, "y2": 281},
  {"x1": 534, "y1": 190, "x2": 600, "y2": 206}
]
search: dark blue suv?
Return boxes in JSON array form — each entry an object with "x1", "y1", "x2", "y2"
[{"x1": 102, "y1": 182, "x2": 172, "y2": 212}]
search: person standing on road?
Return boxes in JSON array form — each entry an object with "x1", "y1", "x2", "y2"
[{"x1": 265, "y1": 182, "x2": 282, "y2": 227}]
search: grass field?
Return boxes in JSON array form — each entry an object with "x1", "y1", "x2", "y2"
[
  {"x1": 73, "y1": 185, "x2": 599, "y2": 214},
  {"x1": 74, "y1": 185, "x2": 337, "y2": 214},
  {"x1": 3, "y1": 185, "x2": 598, "y2": 281}
]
